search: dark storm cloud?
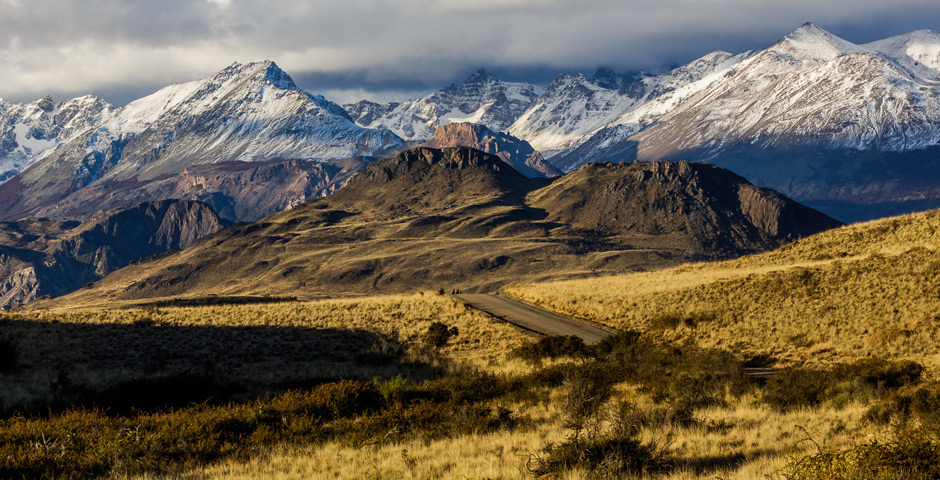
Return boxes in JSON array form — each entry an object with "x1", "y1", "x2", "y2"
[{"x1": 1, "y1": 0, "x2": 938, "y2": 105}]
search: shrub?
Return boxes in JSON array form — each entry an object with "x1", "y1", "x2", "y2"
[
  {"x1": 764, "y1": 359, "x2": 924, "y2": 412},
  {"x1": 763, "y1": 368, "x2": 831, "y2": 411},
  {"x1": 512, "y1": 335, "x2": 588, "y2": 362},
  {"x1": 530, "y1": 436, "x2": 665, "y2": 478},
  {"x1": 865, "y1": 383, "x2": 940, "y2": 425},
  {"x1": 777, "y1": 426, "x2": 940, "y2": 480},
  {"x1": 422, "y1": 321, "x2": 459, "y2": 349}
]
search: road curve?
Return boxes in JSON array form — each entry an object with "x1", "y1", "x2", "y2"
[{"x1": 456, "y1": 294, "x2": 615, "y2": 344}]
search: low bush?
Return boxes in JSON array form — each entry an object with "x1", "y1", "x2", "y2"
[
  {"x1": 0, "y1": 372, "x2": 519, "y2": 480},
  {"x1": 512, "y1": 335, "x2": 588, "y2": 362},
  {"x1": 530, "y1": 436, "x2": 666, "y2": 479},
  {"x1": 778, "y1": 426, "x2": 940, "y2": 480},
  {"x1": 763, "y1": 359, "x2": 924, "y2": 412},
  {"x1": 421, "y1": 321, "x2": 459, "y2": 349},
  {"x1": 865, "y1": 383, "x2": 940, "y2": 425},
  {"x1": 530, "y1": 363, "x2": 666, "y2": 479}
]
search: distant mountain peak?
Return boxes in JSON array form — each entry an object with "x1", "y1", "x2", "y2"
[
  {"x1": 212, "y1": 60, "x2": 298, "y2": 91},
  {"x1": 465, "y1": 68, "x2": 498, "y2": 85},
  {"x1": 261, "y1": 61, "x2": 298, "y2": 90},
  {"x1": 770, "y1": 22, "x2": 861, "y2": 63},
  {"x1": 422, "y1": 122, "x2": 561, "y2": 178}
]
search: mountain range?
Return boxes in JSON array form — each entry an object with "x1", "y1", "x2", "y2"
[{"x1": 0, "y1": 24, "x2": 938, "y2": 225}]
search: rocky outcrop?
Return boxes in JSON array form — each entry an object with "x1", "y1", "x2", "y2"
[
  {"x1": 0, "y1": 200, "x2": 228, "y2": 307},
  {"x1": 421, "y1": 123, "x2": 560, "y2": 178}
]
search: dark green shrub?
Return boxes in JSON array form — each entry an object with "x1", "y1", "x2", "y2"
[
  {"x1": 512, "y1": 335, "x2": 588, "y2": 362},
  {"x1": 422, "y1": 321, "x2": 458, "y2": 348},
  {"x1": 864, "y1": 383, "x2": 940, "y2": 425},
  {"x1": 777, "y1": 426, "x2": 940, "y2": 480},
  {"x1": 530, "y1": 436, "x2": 665, "y2": 478},
  {"x1": 765, "y1": 359, "x2": 925, "y2": 412},
  {"x1": 763, "y1": 368, "x2": 832, "y2": 411}
]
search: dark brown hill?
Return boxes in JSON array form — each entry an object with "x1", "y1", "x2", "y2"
[
  {"x1": 422, "y1": 123, "x2": 561, "y2": 178},
  {"x1": 46, "y1": 147, "x2": 840, "y2": 305},
  {"x1": 0, "y1": 200, "x2": 229, "y2": 307}
]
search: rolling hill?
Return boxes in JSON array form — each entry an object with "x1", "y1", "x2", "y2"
[
  {"x1": 506, "y1": 205, "x2": 940, "y2": 368},
  {"x1": 43, "y1": 146, "x2": 839, "y2": 306}
]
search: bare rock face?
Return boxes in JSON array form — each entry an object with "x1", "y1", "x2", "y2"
[
  {"x1": 26, "y1": 158, "x2": 368, "y2": 223},
  {"x1": 0, "y1": 200, "x2": 229, "y2": 307},
  {"x1": 422, "y1": 123, "x2": 560, "y2": 178}
]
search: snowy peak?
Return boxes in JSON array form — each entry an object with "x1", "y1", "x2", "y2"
[
  {"x1": 211, "y1": 61, "x2": 299, "y2": 91},
  {"x1": 0, "y1": 94, "x2": 113, "y2": 183},
  {"x1": 344, "y1": 69, "x2": 544, "y2": 140},
  {"x1": 865, "y1": 29, "x2": 940, "y2": 79},
  {"x1": 464, "y1": 68, "x2": 499, "y2": 85},
  {"x1": 769, "y1": 22, "x2": 863, "y2": 65}
]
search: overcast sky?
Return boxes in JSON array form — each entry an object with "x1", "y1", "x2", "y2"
[{"x1": 1, "y1": 0, "x2": 939, "y2": 106}]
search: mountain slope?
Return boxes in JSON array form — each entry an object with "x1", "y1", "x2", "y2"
[
  {"x1": 0, "y1": 61, "x2": 403, "y2": 222},
  {"x1": 0, "y1": 200, "x2": 228, "y2": 308},
  {"x1": 344, "y1": 69, "x2": 544, "y2": 141},
  {"x1": 421, "y1": 122, "x2": 560, "y2": 178},
  {"x1": 506, "y1": 206, "x2": 940, "y2": 367},
  {"x1": 0, "y1": 95, "x2": 113, "y2": 183},
  {"x1": 553, "y1": 24, "x2": 940, "y2": 222},
  {"x1": 507, "y1": 51, "x2": 755, "y2": 156},
  {"x1": 45, "y1": 147, "x2": 839, "y2": 305}
]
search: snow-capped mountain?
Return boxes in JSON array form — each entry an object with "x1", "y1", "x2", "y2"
[
  {"x1": 507, "y1": 51, "x2": 755, "y2": 156},
  {"x1": 550, "y1": 24, "x2": 940, "y2": 221},
  {"x1": 0, "y1": 61, "x2": 404, "y2": 222},
  {"x1": 0, "y1": 95, "x2": 113, "y2": 183},
  {"x1": 344, "y1": 69, "x2": 544, "y2": 141}
]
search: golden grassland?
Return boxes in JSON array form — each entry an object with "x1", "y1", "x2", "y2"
[
  {"x1": 0, "y1": 293, "x2": 534, "y2": 411},
  {"x1": 146, "y1": 382, "x2": 874, "y2": 480},
  {"x1": 12, "y1": 210, "x2": 940, "y2": 479},
  {"x1": 505, "y1": 209, "x2": 940, "y2": 369}
]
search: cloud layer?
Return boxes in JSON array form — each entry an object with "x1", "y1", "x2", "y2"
[{"x1": 2, "y1": 0, "x2": 939, "y2": 105}]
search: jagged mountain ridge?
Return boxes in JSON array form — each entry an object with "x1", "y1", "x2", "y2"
[
  {"x1": 421, "y1": 122, "x2": 560, "y2": 178},
  {"x1": 344, "y1": 69, "x2": 544, "y2": 141},
  {"x1": 507, "y1": 51, "x2": 756, "y2": 156},
  {"x1": 547, "y1": 24, "x2": 940, "y2": 221},
  {"x1": 45, "y1": 146, "x2": 840, "y2": 305},
  {"x1": 0, "y1": 95, "x2": 113, "y2": 183},
  {"x1": 0, "y1": 61, "x2": 404, "y2": 222},
  {"x1": 0, "y1": 200, "x2": 228, "y2": 308}
]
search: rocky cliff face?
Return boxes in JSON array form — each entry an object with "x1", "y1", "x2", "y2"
[
  {"x1": 529, "y1": 161, "x2": 843, "y2": 252},
  {"x1": 421, "y1": 123, "x2": 560, "y2": 178},
  {"x1": 23, "y1": 158, "x2": 368, "y2": 222},
  {"x1": 0, "y1": 200, "x2": 228, "y2": 307}
]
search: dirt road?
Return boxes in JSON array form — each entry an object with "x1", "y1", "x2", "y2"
[{"x1": 456, "y1": 294, "x2": 615, "y2": 344}]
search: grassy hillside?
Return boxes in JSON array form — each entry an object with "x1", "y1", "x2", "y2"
[
  {"x1": 0, "y1": 293, "x2": 531, "y2": 413},
  {"x1": 40, "y1": 148, "x2": 839, "y2": 306},
  {"x1": 506, "y1": 209, "x2": 940, "y2": 368}
]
